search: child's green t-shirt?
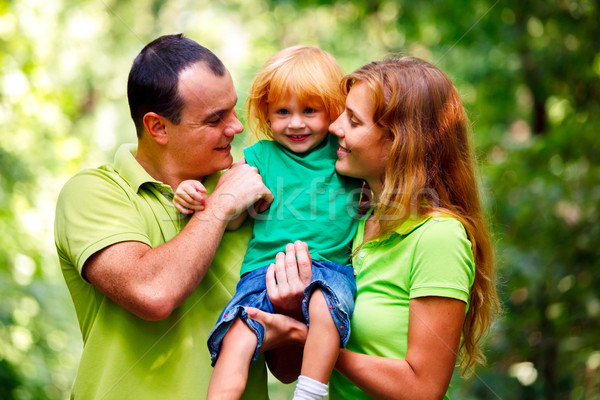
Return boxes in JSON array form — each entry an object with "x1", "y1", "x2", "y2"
[{"x1": 241, "y1": 135, "x2": 362, "y2": 275}]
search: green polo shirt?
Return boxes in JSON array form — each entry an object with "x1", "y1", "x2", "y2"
[
  {"x1": 329, "y1": 211, "x2": 475, "y2": 399},
  {"x1": 54, "y1": 144, "x2": 267, "y2": 400}
]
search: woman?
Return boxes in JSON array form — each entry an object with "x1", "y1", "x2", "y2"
[{"x1": 250, "y1": 57, "x2": 499, "y2": 399}]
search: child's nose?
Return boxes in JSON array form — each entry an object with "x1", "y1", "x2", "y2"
[{"x1": 288, "y1": 114, "x2": 306, "y2": 129}]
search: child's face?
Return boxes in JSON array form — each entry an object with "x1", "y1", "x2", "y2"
[{"x1": 267, "y1": 94, "x2": 330, "y2": 153}]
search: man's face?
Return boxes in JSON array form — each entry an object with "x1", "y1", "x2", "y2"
[{"x1": 164, "y1": 62, "x2": 243, "y2": 180}]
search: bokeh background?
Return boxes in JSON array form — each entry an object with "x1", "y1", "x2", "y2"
[{"x1": 1, "y1": 0, "x2": 599, "y2": 399}]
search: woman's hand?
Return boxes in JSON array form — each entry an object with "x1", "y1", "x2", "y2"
[
  {"x1": 245, "y1": 306, "x2": 308, "y2": 383},
  {"x1": 245, "y1": 307, "x2": 308, "y2": 352},
  {"x1": 266, "y1": 241, "x2": 313, "y2": 320}
]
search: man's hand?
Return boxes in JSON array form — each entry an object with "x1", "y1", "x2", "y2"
[
  {"x1": 173, "y1": 179, "x2": 207, "y2": 214},
  {"x1": 204, "y1": 159, "x2": 273, "y2": 221},
  {"x1": 266, "y1": 241, "x2": 313, "y2": 320}
]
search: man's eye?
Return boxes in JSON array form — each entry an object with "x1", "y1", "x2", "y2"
[{"x1": 204, "y1": 114, "x2": 223, "y2": 125}]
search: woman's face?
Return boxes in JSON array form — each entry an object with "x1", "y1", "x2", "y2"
[{"x1": 330, "y1": 81, "x2": 389, "y2": 194}]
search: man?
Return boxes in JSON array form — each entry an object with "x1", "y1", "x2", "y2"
[{"x1": 54, "y1": 34, "x2": 274, "y2": 399}]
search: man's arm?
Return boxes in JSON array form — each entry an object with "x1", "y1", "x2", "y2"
[
  {"x1": 84, "y1": 161, "x2": 272, "y2": 321},
  {"x1": 225, "y1": 211, "x2": 248, "y2": 231}
]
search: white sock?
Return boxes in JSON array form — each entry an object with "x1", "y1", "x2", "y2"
[{"x1": 292, "y1": 375, "x2": 329, "y2": 400}]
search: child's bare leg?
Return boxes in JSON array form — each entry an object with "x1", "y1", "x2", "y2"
[
  {"x1": 207, "y1": 318, "x2": 258, "y2": 400},
  {"x1": 301, "y1": 289, "x2": 339, "y2": 382}
]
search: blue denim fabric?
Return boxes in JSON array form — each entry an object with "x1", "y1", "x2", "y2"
[
  {"x1": 302, "y1": 260, "x2": 356, "y2": 348},
  {"x1": 207, "y1": 261, "x2": 356, "y2": 366},
  {"x1": 207, "y1": 265, "x2": 273, "y2": 367}
]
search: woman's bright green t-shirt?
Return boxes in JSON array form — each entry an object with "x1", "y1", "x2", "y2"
[{"x1": 329, "y1": 212, "x2": 475, "y2": 399}]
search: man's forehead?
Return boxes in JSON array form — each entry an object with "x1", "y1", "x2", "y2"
[
  {"x1": 178, "y1": 62, "x2": 231, "y2": 90},
  {"x1": 178, "y1": 63, "x2": 237, "y2": 112},
  {"x1": 180, "y1": 60, "x2": 226, "y2": 78}
]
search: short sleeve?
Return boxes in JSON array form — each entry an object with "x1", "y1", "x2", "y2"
[
  {"x1": 409, "y1": 218, "x2": 475, "y2": 304},
  {"x1": 54, "y1": 169, "x2": 151, "y2": 275},
  {"x1": 243, "y1": 141, "x2": 269, "y2": 172},
  {"x1": 244, "y1": 142, "x2": 261, "y2": 171}
]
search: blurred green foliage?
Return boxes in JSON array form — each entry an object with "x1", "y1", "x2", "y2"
[{"x1": 1, "y1": 0, "x2": 598, "y2": 399}]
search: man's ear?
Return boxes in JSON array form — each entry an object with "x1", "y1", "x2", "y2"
[{"x1": 142, "y1": 112, "x2": 169, "y2": 145}]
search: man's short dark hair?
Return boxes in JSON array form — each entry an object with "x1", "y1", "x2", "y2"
[{"x1": 127, "y1": 34, "x2": 226, "y2": 137}]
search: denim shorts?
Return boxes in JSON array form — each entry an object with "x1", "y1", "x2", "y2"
[{"x1": 207, "y1": 260, "x2": 356, "y2": 366}]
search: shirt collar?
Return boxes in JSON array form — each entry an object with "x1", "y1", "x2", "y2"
[
  {"x1": 393, "y1": 216, "x2": 431, "y2": 236},
  {"x1": 361, "y1": 208, "x2": 430, "y2": 237},
  {"x1": 113, "y1": 144, "x2": 163, "y2": 193}
]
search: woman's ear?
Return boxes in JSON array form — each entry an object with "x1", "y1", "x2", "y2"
[{"x1": 142, "y1": 112, "x2": 169, "y2": 145}]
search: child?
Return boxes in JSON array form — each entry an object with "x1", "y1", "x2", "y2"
[{"x1": 174, "y1": 45, "x2": 362, "y2": 400}]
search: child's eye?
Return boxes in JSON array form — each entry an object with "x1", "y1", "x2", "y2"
[
  {"x1": 304, "y1": 108, "x2": 317, "y2": 114},
  {"x1": 276, "y1": 109, "x2": 290, "y2": 115}
]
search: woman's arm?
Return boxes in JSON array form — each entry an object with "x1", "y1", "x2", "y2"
[
  {"x1": 245, "y1": 306, "x2": 308, "y2": 383},
  {"x1": 335, "y1": 296, "x2": 465, "y2": 400}
]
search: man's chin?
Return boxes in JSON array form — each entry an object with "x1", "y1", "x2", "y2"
[
  {"x1": 218, "y1": 154, "x2": 234, "y2": 170},
  {"x1": 197, "y1": 156, "x2": 233, "y2": 178}
]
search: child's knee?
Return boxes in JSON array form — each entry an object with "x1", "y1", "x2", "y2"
[
  {"x1": 223, "y1": 318, "x2": 258, "y2": 348},
  {"x1": 308, "y1": 289, "x2": 334, "y2": 324}
]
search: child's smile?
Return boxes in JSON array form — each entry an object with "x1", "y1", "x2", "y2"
[{"x1": 268, "y1": 94, "x2": 330, "y2": 153}]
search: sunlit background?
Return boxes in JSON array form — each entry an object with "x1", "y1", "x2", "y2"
[{"x1": 1, "y1": 0, "x2": 599, "y2": 399}]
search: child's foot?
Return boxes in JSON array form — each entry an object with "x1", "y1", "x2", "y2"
[{"x1": 292, "y1": 375, "x2": 328, "y2": 400}]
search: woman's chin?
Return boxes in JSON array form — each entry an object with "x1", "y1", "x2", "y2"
[
  {"x1": 334, "y1": 160, "x2": 346, "y2": 174},
  {"x1": 335, "y1": 160, "x2": 356, "y2": 179}
]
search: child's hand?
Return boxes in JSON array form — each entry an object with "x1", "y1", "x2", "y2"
[{"x1": 173, "y1": 179, "x2": 207, "y2": 214}]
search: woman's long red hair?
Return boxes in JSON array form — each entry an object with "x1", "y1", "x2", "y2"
[{"x1": 344, "y1": 58, "x2": 499, "y2": 375}]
